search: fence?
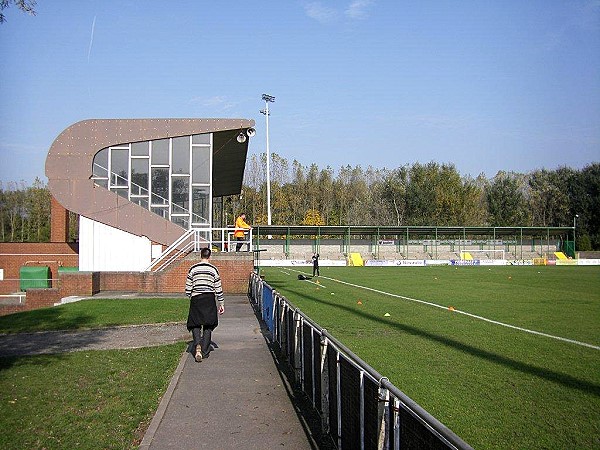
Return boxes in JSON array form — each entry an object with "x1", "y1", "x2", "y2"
[{"x1": 248, "y1": 273, "x2": 473, "y2": 450}]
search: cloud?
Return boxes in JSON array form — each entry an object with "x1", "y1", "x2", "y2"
[
  {"x1": 189, "y1": 96, "x2": 236, "y2": 111},
  {"x1": 345, "y1": 0, "x2": 374, "y2": 20},
  {"x1": 304, "y1": 2, "x2": 338, "y2": 23}
]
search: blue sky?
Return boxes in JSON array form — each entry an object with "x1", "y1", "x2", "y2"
[{"x1": 1, "y1": 0, "x2": 599, "y2": 185}]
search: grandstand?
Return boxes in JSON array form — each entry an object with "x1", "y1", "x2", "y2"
[{"x1": 252, "y1": 225, "x2": 574, "y2": 264}]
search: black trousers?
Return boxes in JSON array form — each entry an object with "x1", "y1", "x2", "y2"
[
  {"x1": 192, "y1": 325, "x2": 214, "y2": 357},
  {"x1": 235, "y1": 236, "x2": 246, "y2": 252}
]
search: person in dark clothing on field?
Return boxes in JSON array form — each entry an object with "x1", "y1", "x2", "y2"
[
  {"x1": 312, "y1": 252, "x2": 320, "y2": 277},
  {"x1": 185, "y1": 247, "x2": 224, "y2": 362}
]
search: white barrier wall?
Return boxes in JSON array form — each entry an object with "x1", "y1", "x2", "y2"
[{"x1": 79, "y1": 216, "x2": 152, "y2": 271}]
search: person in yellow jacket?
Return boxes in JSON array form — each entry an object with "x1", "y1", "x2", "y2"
[{"x1": 234, "y1": 213, "x2": 251, "y2": 252}]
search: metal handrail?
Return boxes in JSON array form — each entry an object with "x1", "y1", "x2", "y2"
[{"x1": 144, "y1": 227, "x2": 254, "y2": 272}]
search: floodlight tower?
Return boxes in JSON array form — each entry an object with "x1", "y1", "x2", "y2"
[{"x1": 260, "y1": 94, "x2": 275, "y2": 225}]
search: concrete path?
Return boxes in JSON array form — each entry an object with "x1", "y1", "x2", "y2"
[{"x1": 140, "y1": 295, "x2": 321, "y2": 449}]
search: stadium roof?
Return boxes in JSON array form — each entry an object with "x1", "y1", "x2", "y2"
[{"x1": 253, "y1": 225, "x2": 573, "y2": 237}]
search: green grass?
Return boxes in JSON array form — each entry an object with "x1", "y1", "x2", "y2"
[
  {"x1": 0, "y1": 297, "x2": 189, "y2": 333},
  {"x1": 260, "y1": 265, "x2": 600, "y2": 450},
  {"x1": 0, "y1": 298, "x2": 189, "y2": 449},
  {"x1": 0, "y1": 344, "x2": 183, "y2": 450}
]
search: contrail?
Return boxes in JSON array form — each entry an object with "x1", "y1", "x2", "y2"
[{"x1": 87, "y1": 15, "x2": 96, "y2": 63}]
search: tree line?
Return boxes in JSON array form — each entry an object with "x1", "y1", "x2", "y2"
[
  {"x1": 235, "y1": 156, "x2": 599, "y2": 250},
  {"x1": 1, "y1": 160, "x2": 599, "y2": 250}
]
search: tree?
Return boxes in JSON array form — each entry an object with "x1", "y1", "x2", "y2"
[
  {"x1": 527, "y1": 169, "x2": 569, "y2": 226},
  {"x1": 486, "y1": 171, "x2": 528, "y2": 226},
  {"x1": 382, "y1": 166, "x2": 408, "y2": 226},
  {"x1": 578, "y1": 163, "x2": 600, "y2": 248},
  {"x1": 0, "y1": 0, "x2": 37, "y2": 23}
]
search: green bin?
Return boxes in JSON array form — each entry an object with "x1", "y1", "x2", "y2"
[
  {"x1": 58, "y1": 266, "x2": 79, "y2": 274},
  {"x1": 20, "y1": 266, "x2": 50, "y2": 290}
]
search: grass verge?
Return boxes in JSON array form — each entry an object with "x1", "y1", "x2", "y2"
[
  {"x1": 0, "y1": 297, "x2": 189, "y2": 334},
  {"x1": 0, "y1": 343, "x2": 183, "y2": 449}
]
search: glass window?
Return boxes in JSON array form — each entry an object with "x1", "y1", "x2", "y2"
[
  {"x1": 93, "y1": 148, "x2": 109, "y2": 178},
  {"x1": 192, "y1": 186, "x2": 210, "y2": 224},
  {"x1": 172, "y1": 136, "x2": 190, "y2": 174},
  {"x1": 151, "y1": 168, "x2": 169, "y2": 205},
  {"x1": 151, "y1": 139, "x2": 169, "y2": 165},
  {"x1": 192, "y1": 146, "x2": 211, "y2": 183},
  {"x1": 171, "y1": 176, "x2": 189, "y2": 214},
  {"x1": 131, "y1": 159, "x2": 149, "y2": 196},
  {"x1": 151, "y1": 206, "x2": 169, "y2": 218},
  {"x1": 171, "y1": 215, "x2": 189, "y2": 229},
  {"x1": 131, "y1": 141, "x2": 149, "y2": 156},
  {"x1": 111, "y1": 148, "x2": 129, "y2": 187},
  {"x1": 94, "y1": 178, "x2": 108, "y2": 189},
  {"x1": 132, "y1": 197, "x2": 149, "y2": 209},
  {"x1": 112, "y1": 188, "x2": 129, "y2": 200},
  {"x1": 192, "y1": 133, "x2": 211, "y2": 144}
]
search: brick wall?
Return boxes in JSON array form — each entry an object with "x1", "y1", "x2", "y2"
[
  {"x1": 50, "y1": 196, "x2": 70, "y2": 243},
  {"x1": 0, "y1": 250, "x2": 253, "y2": 316},
  {"x1": 95, "y1": 253, "x2": 253, "y2": 295},
  {"x1": 0, "y1": 242, "x2": 79, "y2": 294}
]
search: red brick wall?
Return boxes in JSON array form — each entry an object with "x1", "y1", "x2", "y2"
[
  {"x1": 50, "y1": 196, "x2": 70, "y2": 243},
  {"x1": 0, "y1": 242, "x2": 79, "y2": 294},
  {"x1": 95, "y1": 253, "x2": 253, "y2": 295},
  {"x1": 0, "y1": 248, "x2": 253, "y2": 316}
]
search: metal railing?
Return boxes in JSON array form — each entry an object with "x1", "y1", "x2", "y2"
[
  {"x1": 145, "y1": 228, "x2": 253, "y2": 272},
  {"x1": 248, "y1": 273, "x2": 473, "y2": 450}
]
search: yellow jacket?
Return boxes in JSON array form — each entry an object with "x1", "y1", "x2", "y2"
[{"x1": 234, "y1": 216, "x2": 251, "y2": 238}]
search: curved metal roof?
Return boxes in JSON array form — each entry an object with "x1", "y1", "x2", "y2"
[{"x1": 46, "y1": 118, "x2": 254, "y2": 246}]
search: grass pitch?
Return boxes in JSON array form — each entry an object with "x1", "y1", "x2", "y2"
[{"x1": 260, "y1": 265, "x2": 600, "y2": 450}]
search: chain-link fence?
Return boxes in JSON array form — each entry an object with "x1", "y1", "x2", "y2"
[{"x1": 248, "y1": 273, "x2": 473, "y2": 450}]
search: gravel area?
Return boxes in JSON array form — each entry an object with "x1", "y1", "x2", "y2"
[{"x1": 0, "y1": 322, "x2": 190, "y2": 357}]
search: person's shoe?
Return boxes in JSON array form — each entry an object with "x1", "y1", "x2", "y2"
[{"x1": 194, "y1": 348, "x2": 203, "y2": 362}]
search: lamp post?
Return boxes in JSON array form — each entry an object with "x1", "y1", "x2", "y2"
[
  {"x1": 260, "y1": 94, "x2": 275, "y2": 225},
  {"x1": 573, "y1": 214, "x2": 579, "y2": 258}
]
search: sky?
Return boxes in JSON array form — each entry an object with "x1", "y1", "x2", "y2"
[{"x1": 1, "y1": 0, "x2": 599, "y2": 186}]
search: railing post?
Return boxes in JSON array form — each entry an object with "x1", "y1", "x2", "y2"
[
  {"x1": 320, "y1": 332, "x2": 330, "y2": 435},
  {"x1": 336, "y1": 350, "x2": 342, "y2": 450},
  {"x1": 294, "y1": 311, "x2": 303, "y2": 386},
  {"x1": 393, "y1": 397, "x2": 400, "y2": 450},
  {"x1": 378, "y1": 380, "x2": 390, "y2": 450},
  {"x1": 279, "y1": 301, "x2": 287, "y2": 355},
  {"x1": 360, "y1": 371, "x2": 365, "y2": 450}
]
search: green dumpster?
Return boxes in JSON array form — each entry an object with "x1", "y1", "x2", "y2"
[
  {"x1": 20, "y1": 266, "x2": 50, "y2": 290},
  {"x1": 58, "y1": 266, "x2": 79, "y2": 274}
]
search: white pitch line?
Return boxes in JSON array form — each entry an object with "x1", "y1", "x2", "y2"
[
  {"x1": 318, "y1": 275, "x2": 600, "y2": 351},
  {"x1": 288, "y1": 269, "x2": 326, "y2": 287},
  {"x1": 305, "y1": 279, "x2": 326, "y2": 288}
]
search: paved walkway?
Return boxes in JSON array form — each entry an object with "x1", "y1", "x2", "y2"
[
  {"x1": 141, "y1": 296, "x2": 320, "y2": 449},
  {"x1": 0, "y1": 295, "x2": 325, "y2": 449}
]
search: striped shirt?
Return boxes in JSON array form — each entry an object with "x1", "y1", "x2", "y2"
[{"x1": 185, "y1": 262, "x2": 224, "y2": 303}]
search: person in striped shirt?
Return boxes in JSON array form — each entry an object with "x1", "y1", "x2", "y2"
[{"x1": 185, "y1": 247, "x2": 225, "y2": 362}]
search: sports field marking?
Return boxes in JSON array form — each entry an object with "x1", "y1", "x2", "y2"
[
  {"x1": 309, "y1": 272, "x2": 600, "y2": 351},
  {"x1": 305, "y1": 279, "x2": 326, "y2": 288}
]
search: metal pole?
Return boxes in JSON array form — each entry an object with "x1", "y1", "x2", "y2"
[
  {"x1": 573, "y1": 214, "x2": 578, "y2": 258},
  {"x1": 261, "y1": 94, "x2": 275, "y2": 226},
  {"x1": 265, "y1": 100, "x2": 271, "y2": 225}
]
